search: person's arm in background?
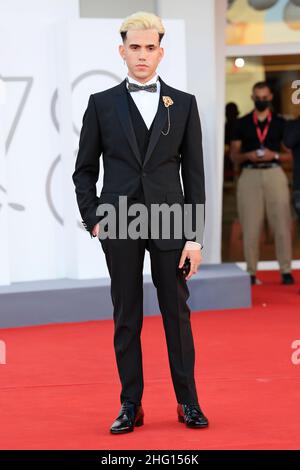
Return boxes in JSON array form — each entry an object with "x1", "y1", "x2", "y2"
[
  {"x1": 229, "y1": 117, "x2": 262, "y2": 165},
  {"x1": 72, "y1": 94, "x2": 103, "y2": 239},
  {"x1": 230, "y1": 140, "x2": 262, "y2": 164},
  {"x1": 230, "y1": 140, "x2": 292, "y2": 164},
  {"x1": 283, "y1": 118, "x2": 300, "y2": 150},
  {"x1": 260, "y1": 116, "x2": 293, "y2": 163},
  {"x1": 275, "y1": 142, "x2": 293, "y2": 163}
]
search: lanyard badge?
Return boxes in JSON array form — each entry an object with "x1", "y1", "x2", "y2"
[{"x1": 253, "y1": 110, "x2": 272, "y2": 150}]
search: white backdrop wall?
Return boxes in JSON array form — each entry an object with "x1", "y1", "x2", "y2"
[
  {"x1": 0, "y1": 0, "x2": 79, "y2": 285},
  {"x1": 0, "y1": 0, "x2": 225, "y2": 285}
]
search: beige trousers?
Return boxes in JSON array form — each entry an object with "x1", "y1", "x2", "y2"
[{"x1": 237, "y1": 167, "x2": 292, "y2": 275}]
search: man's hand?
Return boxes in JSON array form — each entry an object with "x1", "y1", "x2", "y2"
[
  {"x1": 247, "y1": 149, "x2": 277, "y2": 163},
  {"x1": 260, "y1": 147, "x2": 277, "y2": 161},
  {"x1": 248, "y1": 151, "x2": 261, "y2": 163},
  {"x1": 92, "y1": 222, "x2": 100, "y2": 237},
  {"x1": 178, "y1": 242, "x2": 202, "y2": 280}
]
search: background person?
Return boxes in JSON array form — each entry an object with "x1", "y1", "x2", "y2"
[{"x1": 230, "y1": 81, "x2": 294, "y2": 286}]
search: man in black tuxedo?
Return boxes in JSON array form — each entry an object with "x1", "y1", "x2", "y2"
[{"x1": 72, "y1": 11, "x2": 208, "y2": 434}]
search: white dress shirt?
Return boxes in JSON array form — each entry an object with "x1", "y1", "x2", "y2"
[
  {"x1": 126, "y1": 73, "x2": 160, "y2": 129},
  {"x1": 126, "y1": 73, "x2": 201, "y2": 251}
]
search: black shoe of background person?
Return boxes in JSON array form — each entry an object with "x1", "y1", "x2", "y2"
[
  {"x1": 251, "y1": 275, "x2": 263, "y2": 285},
  {"x1": 110, "y1": 401, "x2": 144, "y2": 434},
  {"x1": 281, "y1": 273, "x2": 295, "y2": 285},
  {"x1": 177, "y1": 404, "x2": 209, "y2": 428}
]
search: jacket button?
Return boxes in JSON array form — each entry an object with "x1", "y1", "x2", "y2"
[{"x1": 142, "y1": 172, "x2": 147, "y2": 177}]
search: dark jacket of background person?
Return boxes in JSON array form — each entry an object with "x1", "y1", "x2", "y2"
[{"x1": 284, "y1": 117, "x2": 300, "y2": 220}]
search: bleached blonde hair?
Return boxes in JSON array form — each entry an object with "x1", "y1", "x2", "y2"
[{"x1": 119, "y1": 11, "x2": 165, "y2": 43}]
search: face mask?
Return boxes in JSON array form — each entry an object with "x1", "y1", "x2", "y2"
[{"x1": 254, "y1": 99, "x2": 271, "y2": 112}]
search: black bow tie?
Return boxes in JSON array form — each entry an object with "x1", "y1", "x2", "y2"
[{"x1": 127, "y1": 80, "x2": 158, "y2": 93}]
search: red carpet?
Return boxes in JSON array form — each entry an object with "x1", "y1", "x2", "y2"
[{"x1": 0, "y1": 270, "x2": 300, "y2": 450}]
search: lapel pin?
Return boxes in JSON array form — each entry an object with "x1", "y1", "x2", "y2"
[{"x1": 161, "y1": 96, "x2": 174, "y2": 136}]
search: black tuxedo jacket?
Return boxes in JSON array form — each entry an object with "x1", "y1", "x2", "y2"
[{"x1": 72, "y1": 76, "x2": 205, "y2": 250}]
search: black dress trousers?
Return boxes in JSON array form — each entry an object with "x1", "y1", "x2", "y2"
[{"x1": 99, "y1": 232, "x2": 199, "y2": 406}]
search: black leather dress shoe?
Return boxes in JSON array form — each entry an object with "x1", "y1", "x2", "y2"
[
  {"x1": 177, "y1": 404, "x2": 209, "y2": 428},
  {"x1": 110, "y1": 401, "x2": 144, "y2": 434},
  {"x1": 281, "y1": 273, "x2": 295, "y2": 285}
]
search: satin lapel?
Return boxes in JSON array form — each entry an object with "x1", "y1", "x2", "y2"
[
  {"x1": 142, "y1": 77, "x2": 169, "y2": 168},
  {"x1": 114, "y1": 79, "x2": 142, "y2": 167}
]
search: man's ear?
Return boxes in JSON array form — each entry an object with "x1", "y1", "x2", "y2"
[
  {"x1": 119, "y1": 44, "x2": 125, "y2": 59},
  {"x1": 159, "y1": 47, "x2": 164, "y2": 62}
]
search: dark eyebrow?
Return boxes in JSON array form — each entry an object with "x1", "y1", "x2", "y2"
[{"x1": 129, "y1": 43, "x2": 156, "y2": 47}]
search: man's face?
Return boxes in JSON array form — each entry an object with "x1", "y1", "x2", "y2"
[
  {"x1": 252, "y1": 87, "x2": 273, "y2": 105},
  {"x1": 119, "y1": 28, "x2": 164, "y2": 83}
]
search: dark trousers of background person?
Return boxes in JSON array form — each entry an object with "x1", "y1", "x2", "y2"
[{"x1": 294, "y1": 190, "x2": 300, "y2": 224}]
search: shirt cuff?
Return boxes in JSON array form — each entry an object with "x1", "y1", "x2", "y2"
[{"x1": 184, "y1": 241, "x2": 202, "y2": 250}]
